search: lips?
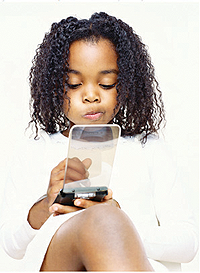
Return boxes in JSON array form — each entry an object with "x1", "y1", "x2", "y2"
[{"x1": 83, "y1": 111, "x2": 103, "y2": 121}]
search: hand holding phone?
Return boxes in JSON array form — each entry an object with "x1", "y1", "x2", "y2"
[
  {"x1": 46, "y1": 157, "x2": 89, "y2": 205},
  {"x1": 49, "y1": 188, "x2": 114, "y2": 216}
]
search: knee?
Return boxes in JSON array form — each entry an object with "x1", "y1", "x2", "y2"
[
  {"x1": 77, "y1": 204, "x2": 137, "y2": 240},
  {"x1": 53, "y1": 204, "x2": 143, "y2": 260},
  {"x1": 74, "y1": 204, "x2": 145, "y2": 260},
  {"x1": 52, "y1": 205, "x2": 122, "y2": 246},
  {"x1": 55, "y1": 204, "x2": 138, "y2": 247}
]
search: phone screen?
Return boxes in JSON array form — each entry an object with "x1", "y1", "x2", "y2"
[{"x1": 63, "y1": 124, "x2": 121, "y2": 191}]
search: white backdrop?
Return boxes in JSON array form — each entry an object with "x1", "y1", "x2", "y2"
[{"x1": 0, "y1": 1, "x2": 199, "y2": 271}]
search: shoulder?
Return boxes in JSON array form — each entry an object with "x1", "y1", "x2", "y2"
[
  {"x1": 12, "y1": 130, "x2": 67, "y2": 160},
  {"x1": 119, "y1": 133, "x2": 166, "y2": 150},
  {"x1": 119, "y1": 133, "x2": 173, "y2": 163},
  {"x1": 19, "y1": 130, "x2": 66, "y2": 146}
]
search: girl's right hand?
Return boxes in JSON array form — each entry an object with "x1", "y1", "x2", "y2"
[{"x1": 47, "y1": 157, "x2": 92, "y2": 214}]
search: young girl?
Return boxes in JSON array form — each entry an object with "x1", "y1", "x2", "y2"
[{"x1": 0, "y1": 12, "x2": 198, "y2": 271}]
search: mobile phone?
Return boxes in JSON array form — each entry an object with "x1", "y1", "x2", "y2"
[{"x1": 54, "y1": 124, "x2": 120, "y2": 206}]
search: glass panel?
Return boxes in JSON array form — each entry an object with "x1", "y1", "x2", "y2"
[{"x1": 63, "y1": 124, "x2": 120, "y2": 191}]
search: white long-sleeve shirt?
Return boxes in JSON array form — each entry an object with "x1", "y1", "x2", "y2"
[{"x1": 0, "y1": 130, "x2": 198, "y2": 271}]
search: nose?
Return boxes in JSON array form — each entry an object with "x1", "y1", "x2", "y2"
[{"x1": 82, "y1": 85, "x2": 101, "y2": 103}]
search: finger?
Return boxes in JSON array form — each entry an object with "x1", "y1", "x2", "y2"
[
  {"x1": 49, "y1": 170, "x2": 65, "y2": 193},
  {"x1": 65, "y1": 157, "x2": 90, "y2": 182},
  {"x1": 67, "y1": 157, "x2": 86, "y2": 174},
  {"x1": 74, "y1": 198, "x2": 99, "y2": 209},
  {"x1": 65, "y1": 166, "x2": 88, "y2": 181},
  {"x1": 51, "y1": 158, "x2": 66, "y2": 175},
  {"x1": 47, "y1": 183, "x2": 64, "y2": 204},
  {"x1": 49, "y1": 203, "x2": 82, "y2": 215},
  {"x1": 51, "y1": 169, "x2": 65, "y2": 182},
  {"x1": 104, "y1": 188, "x2": 113, "y2": 200},
  {"x1": 82, "y1": 158, "x2": 92, "y2": 170},
  {"x1": 48, "y1": 182, "x2": 63, "y2": 196}
]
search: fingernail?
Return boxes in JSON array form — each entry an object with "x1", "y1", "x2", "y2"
[
  {"x1": 50, "y1": 206, "x2": 58, "y2": 213},
  {"x1": 75, "y1": 200, "x2": 81, "y2": 206}
]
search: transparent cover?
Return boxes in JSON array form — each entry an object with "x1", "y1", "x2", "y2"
[{"x1": 62, "y1": 124, "x2": 120, "y2": 192}]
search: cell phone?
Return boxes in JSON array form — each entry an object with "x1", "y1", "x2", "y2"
[{"x1": 54, "y1": 124, "x2": 121, "y2": 206}]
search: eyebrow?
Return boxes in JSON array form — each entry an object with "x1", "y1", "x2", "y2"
[
  {"x1": 99, "y1": 69, "x2": 119, "y2": 75},
  {"x1": 68, "y1": 69, "x2": 81, "y2": 75},
  {"x1": 68, "y1": 69, "x2": 119, "y2": 75}
]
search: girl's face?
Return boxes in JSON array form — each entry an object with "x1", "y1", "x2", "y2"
[{"x1": 63, "y1": 39, "x2": 119, "y2": 135}]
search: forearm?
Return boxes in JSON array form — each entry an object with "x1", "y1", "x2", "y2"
[{"x1": 28, "y1": 197, "x2": 51, "y2": 230}]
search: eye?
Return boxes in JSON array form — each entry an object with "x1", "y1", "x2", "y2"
[
  {"x1": 99, "y1": 83, "x2": 117, "y2": 90},
  {"x1": 66, "y1": 83, "x2": 82, "y2": 89}
]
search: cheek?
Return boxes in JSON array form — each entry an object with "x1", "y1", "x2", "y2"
[
  {"x1": 104, "y1": 94, "x2": 119, "y2": 120},
  {"x1": 63, "y1": 99, "x2": 69, "y2": 114},
  {"x1": 111, "y1": 91, "x2": 119, "y2": 109},
  {"x1": 112, "y1": 92, "x2": 120, "y2": 115},
  {"x1": 114, "y1": 103, "x2": 120, "y2": 115}
]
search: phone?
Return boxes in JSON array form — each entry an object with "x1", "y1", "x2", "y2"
[{"x1": 54, "y1": 124, "x2": 121, "y2": 206}]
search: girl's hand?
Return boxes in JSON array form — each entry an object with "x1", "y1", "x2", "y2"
[
  {"x1": 28, "y1": 158, "x2": 92, "y2": 229},
  {"x1": 47, "y1": 157, "x2": 91, "y2": 209},
  {"x1": 49, "y1": 189, "x2": 120, "y2": 216}
]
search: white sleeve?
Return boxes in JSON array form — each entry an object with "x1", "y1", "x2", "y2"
[
  {"x1": 0, "y1": 216, "x2": 37, "y2": 259},
  {"x1": 0, "y1": 136, "x2": 47, "y2": 259},
  {"x1": 0, "y1": 160, "x2": 38, "y2": 259},
  {"x1": 141, "y1": 140, "x2": 199, "y2": 263}
]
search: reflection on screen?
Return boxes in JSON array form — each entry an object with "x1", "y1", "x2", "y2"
[{"x1": 63, "y1": 125, "x2": 120, "y2": 192}]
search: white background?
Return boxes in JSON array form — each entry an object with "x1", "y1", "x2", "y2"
[{"x1": 0, "y1": 1, "x2": 199, "y2": 271}]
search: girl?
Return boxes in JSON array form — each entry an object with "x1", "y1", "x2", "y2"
[{"x1": 0, "y1": 12, "x2": 198, "y2": 271}]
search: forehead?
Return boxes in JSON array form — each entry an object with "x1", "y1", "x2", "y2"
[{"x1": 68, "y1": 39, "x2": 118, "y2": 71}]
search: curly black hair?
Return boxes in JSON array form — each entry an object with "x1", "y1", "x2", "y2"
[{"x1": 29, "y1": 12, "x2": 165, "y2": 143}]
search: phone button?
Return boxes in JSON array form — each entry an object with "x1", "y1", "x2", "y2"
[{"x1": 75, "y1": 192, "x2": 96, "y2": 199}]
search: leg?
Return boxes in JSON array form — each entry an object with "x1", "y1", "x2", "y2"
[{"x1": 40, "y1": 204, "x2": 154, "y2": 271}]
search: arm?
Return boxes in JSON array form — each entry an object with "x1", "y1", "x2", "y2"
[
  {"x1": 111, "y1": 137, "x2": 198, "y2": 264},
  {"x1": 0, "y1": 135, "x2": 119, "y2": 259},
  {"x1": 0, "y1": 154, "x2": 90, "y2": 258},
  {"x1": 27, "y1": 198, "x2": 50, "y2": 230},
  {"x1": 142, "y1": 140, "x2": 199, "y2": 263}
]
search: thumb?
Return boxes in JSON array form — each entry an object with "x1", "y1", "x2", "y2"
[
  {"x1": 49, "y1": 203, "x2": 81, "y2": 215},
  {"x1": 82, "y1": 158, "x2": 92, "y2": 170},
  {"x1": 104, "y1": 188, "x2": 113, "y2": 200}
]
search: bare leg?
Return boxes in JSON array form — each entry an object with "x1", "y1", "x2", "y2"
[{"x1": 40, "y1": 204, "x2": 154, "y2": 271}]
